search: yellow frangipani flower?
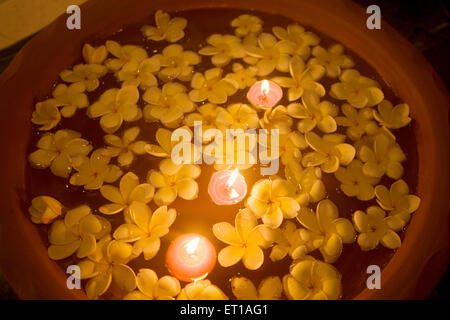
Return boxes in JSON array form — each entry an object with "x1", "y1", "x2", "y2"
[
  {"x1": 29, "y1": 196, "x2": 63, "y2": 224},
  {"x1": 88, "y1": 85, "x2": 141, "y2": 133},
  {"x1": 307, "y1": 44, "x2": 355, "y2": 78},
  {"x1": 77, "y1": 235, "x2": 137, "y2": 299},
  {"x1": 154, "y1": 44, "x2": 201, "y2": 82},
  {"x1": 47, "y1": 205, "x2": 111, "y2": 260},
  {"x1": 143, "y1": 82, "x2": 195, "y2": 128},
  {"x1": 374, "y1": 179, "x2": 420, "y2": 229},
  {"x1": 272, "y1": 56, "x2": 325, "y2": 101},
  {"x1": 330, "y1": 69, "x2": 384, "y2": 108},
  {"x1": 213, "y1": 208, "x2": 272, "y2": 270},
  {"x1": 118, "y1": 56, "x2": 161, "y2": 90},
  {"x1": 373, "y1": 99, "x2": 412, "y2": 129},
  {"x1": 100, "y1": 127, "x2": 148, "y2": 167},
  {"x1": 141, "y1": 10, "x2": 187, "y2": 43},
  {"x1": 51, "y1": 82, "x2": 89, "y2": 118},
  {"x1": 272, "y1": 24, "x2": 320, "y2": 60},
  {"x1": 285, "y1": 162, "x2": 326, "y2": 207},
  {"x1": 302, "y1": 132, "x2": 355, "y2": 173},
  {"x1": 225, "y1": 63, "x2": 258, "y2": 89},
  {"x1": 353, "y1": 206, "x2": 402, "y2": 251},
  {"x1": 244, "y1": 33, "x2": 296, "y2": 76},
  {"x1": 178, "y1": 280, "x2": 228, "y2": 300},
  {"x1": 114, "y1": 204, "x2": 176, "y2": 260},
  {"x1": 31, "y1": 99, "x2": 61, "y2": 131},
  {"x1": 184, "y1": 103, "x2": 226, "y2": 136},
  {"x1": 259, "y1": 105, "x2": 293, "y2": 135},
  {"x1": 246, "y1": 178, "x2": 300, "y2": 229},
  {"x1": 231, "y1": 276, "x2": 282, "y2": 300},
  {"x1": 123, "y1": 269, "x2": 180, "y2": 300},
  {"x1": 270, "y1": 221, "x2": 309, "y2": 262},
  {"x1": 82, "y1": 43, "x2": 108, "y2": 64},
  {"x1": 189, "y1": 68, "x2": 238, "y2": 104},
  {"x1": 259, "y1": 131, "x2": 306, "y2": 165},
  {"x1": 99, "y1": 172, "x2": 154, "y2": 219},
  {"x1": 199, "y1": 34, "x2": 246, "y2": 67},
  {"x1": 230, "y1": 14, "x2": 263, "y2": 37},
  {"x1": 358, "y1": 133, "x2": 406, "y2": 179},
  {"x1": 334, "y1": 159, "x2": 380, "y2": 201},
  {"x1": 59, "y1": 63, "x2": 108, "y2": 92},
  {"x1": 297, "y1": 199, "x2": 355, "y2": 263},
  {"x1": 215, "y1": 103, "x2": 259, "y2": 131},
  {"x1": 147, "y1": 159, "x2": 201, "y2": 206},
  {"x1": 335, "y1": 103, "x2": 378, "y2": 141},
  {"x1": 28, "y1": 129, "x2": 92, "y2": 178},
  {"x1": 283, "y1": 259, "x2": 342, "y2": 300},
  {"x1": 105, "y1": 40, "x2": 148, "y2": 73},
  {"x1": 70, "y1": 150, "x2": 123, "y2": 190},
  {"x1": 287, "y1": 92, "x2": 338, "y2": 133}
]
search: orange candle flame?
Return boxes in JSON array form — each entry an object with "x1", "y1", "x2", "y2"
[{"x1": 261, "y1": 80, "x2": 270, "y2": 96}]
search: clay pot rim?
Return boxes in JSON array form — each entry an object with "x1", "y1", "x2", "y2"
[{"x1": 0, "y1": 0, "x2": 448, "y2": 300}]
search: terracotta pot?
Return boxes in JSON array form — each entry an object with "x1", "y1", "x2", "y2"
[{"x1": 0, "y1": 0, "x2": 448, "y2": 299}]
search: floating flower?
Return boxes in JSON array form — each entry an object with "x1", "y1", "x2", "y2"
[
  {"x1": 373, "y1": 100, "x2": 412, "y2": 129},
  {"x1": 283, "y1": 259, "x2": 342, "y2": 300},
  {"x1": 260, "y1": 131, "x2": 306, "y2": 165},
  {"x1": 123, "y1": 269, "x2": 180, "y2": 300},
  {"x1": 143, "y1": 82, "x2": 195, "y2": 128},
  {"x1": 82, "y1": 43, "x2": 108, "y2": 64},
  {"x1": 215, "y1": 103, "x2": 259, "y2": 131},
  {"x1": 114, "y1": 205, "x2": 176, "y2": 260},
  {"x1": 307, "y1": 44, "x2": 355, "y2": 78},
  {"x1": 244, "y1": 33, "x2": 296, "y2": 76},
  {"x1": 199, "y1": 34, "x2": 246, "y2": 67},
  {"x1": 231, "y1": 276, "x2": 282, "y2": 300},
  {"x1": 147, "y1": 159, "x2": 201, "y2": 206},
  {"x1": 60, "y1": 63, "x2": 108, "y2": 92},
  {"x1": 297, "y1": 199, "x2": 355, "y2": 263},
  {"x1": 374, "y1": 179, "x2": 420, "y2": 229},
  {"x1": 99, "y1": 172, "x2": 154, "y2": 219},
  {"x1": 51, "y1": 82, "x2": 88, "y2": 118},
  {"x1": 285, "y1": 162, "x2": 326, "y2": 207},
  {"x1": 353, "y1": 206, "x2": 402, "y2": 251},
  {"x1": 119, "y1": 56, "x2": 160, "y2": 90},
  {"x1": 287, "y1": 92, "x2": 338, "y2": 133},
  {"x1": 177, "y1": 280, "x2": 228, "y2": 300},
  {"x1": 335, "y1": 104, "x2": 378, "y2": 141},
  {"x1": 28, "y1": 129, "x2": 92, "y2": 178},
  {"x1": 270, "y1": 221, "x2": 308, "y2": 262},
  {"x1": 141, "y1": 10, "x2": 187, "y2": 43},
  {"x1": 47, "y1": 205, "x2": 110, "y2": 260},
  {"x1": 246, "y1": 178, "x2": 300, "y2": 228},
  {"x1": 31, "y1": 99, "x2": 61, "y2": 131},
  {"x1": 259, "y1": 105, "x2": 293, "y2": 135},
  {"x1": 184, "y1": 103, "x2": 226, "y2": 135},
  {"x1": 69, "y1": 150, "x2": 123, "y2": 190},
  {"x1": 302, "y1": 132, "x2": 355, "y2": 173},
  {"x1": 230, "y1": 14, "x2": 263, "y2": 37},
  {"x1": 29, "y1": 196, "x2": 63, "y2": 224},
  {"x1": 272, "y1": 56, "x2": 325, "y2": 101},
  {"x1": 154, "y1": 44, "x2": 200, "y2": 82},
  {"x1": 330, "y1": 69, "x2": 384, "y2": 108},
  {"x1": 88, "y1": 85, "x2": 141, "y2": 133},
  {"x1": 77, "y1": 235, "x2": 137, "y2": 299},
  {"x1": 225, "y1": 63, "x2": 258, "y2": 89},
  {"x1": 213, "y1": 208, "x2": 272, "y2": 270},
  {"x1": 334, "y1": 160, "x2": 380, "y2": 201},
  {"x1": 358, "y1": 133, "x2": 406, "y2": 179},
  {"x1": 189, "y1": 68, "x2": 238, "y2": 104},
  {"x1": 272, "y1": 24, "x2": 320, "y2": 60},
  {"x1": 104, "y1": 40, "x2": 148, "y2": 74},
  {"x1": 100, "y1": 127, "x2": 148, "y2": 167}
]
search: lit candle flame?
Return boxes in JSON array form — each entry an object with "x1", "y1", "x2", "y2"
[
  {"x1": 261, "y1": 80, "x2": 270, "y2": 96},
  {"x1": 226, "y1": 168, "x2": 239, "y2": 189},
  {"x1": 185, "y1": 237, "x2": 200, "y2": 254}
]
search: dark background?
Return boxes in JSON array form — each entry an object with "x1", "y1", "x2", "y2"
[{"x1": 0, "y1": 0, "x2": 448, "y2": 300}]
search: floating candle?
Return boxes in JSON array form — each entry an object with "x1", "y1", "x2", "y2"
[
  {"x1": 208, "y1": 168, "x2": 247, "y2": 205},
  {"x1": 166, "y1": 233, "x2": 216, "y2": 282},
  {"x1": 247, "y1": 79, "x2": 283, "y2": 109}
]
